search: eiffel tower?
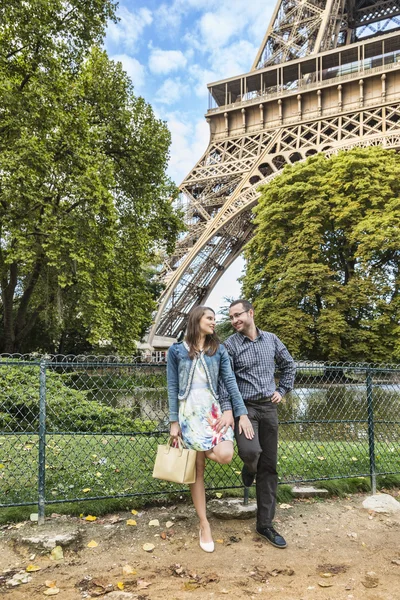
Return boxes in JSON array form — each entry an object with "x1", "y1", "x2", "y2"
[{"x1": 149, "y1": 0, "x2": 400, "y2": 346}]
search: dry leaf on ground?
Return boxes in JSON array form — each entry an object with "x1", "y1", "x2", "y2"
[
  {"x1": 126, "y1": 519, "x2": 137, "y2": 526},
  {"x1": 85, "y1": 515, "x2": 97, "y2": 522},
  {"x1": 122, "y1": 565, "x2": 136, "y2": 575},
  {"x1": 142, "y1": 543, "x2": 155, "y2": 552},
  {"x1": 50, "y1": 546, "x2": 64, "y2": 561},
  {"x1": 26, "y1": 565, "x2": 41, "y2": 572},
  {"x1": 87, "y1": 540, "x2": 98, "y2": 548},
  {"x1": 149, "y1": 519, "x2": 160, "y2": 527},
  {"x1": 137, "y1": 579, "x2": 151, "y2": 589},
  {"x1": 43, "y1": 588, "x2": 60, "y2": 596},
  {"x1": 45, "y1": 580, "x2": 57, "y2": 588}
]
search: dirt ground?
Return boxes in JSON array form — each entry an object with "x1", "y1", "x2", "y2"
[{"x1": 1, "y1": 490, "x2": 399, "y2": 600}]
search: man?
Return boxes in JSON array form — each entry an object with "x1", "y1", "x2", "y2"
[{"x1": 218, "y1": 299, "x2": 296, "y2": 549}]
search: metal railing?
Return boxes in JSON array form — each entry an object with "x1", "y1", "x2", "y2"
[{"x1": 1, "y1": 355, "x2": 399, "y2": 523}]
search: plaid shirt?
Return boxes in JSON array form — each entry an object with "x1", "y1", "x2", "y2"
[{"x1": 218, "y1": 328, "x2": 296, "y2": 412}]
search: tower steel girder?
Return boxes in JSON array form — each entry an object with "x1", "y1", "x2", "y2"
[{"x1": 149, "y1": 7, "x2": 400, "y2": 345}]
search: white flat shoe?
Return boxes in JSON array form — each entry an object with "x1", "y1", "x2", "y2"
[{"x1": 199, "y1": 529, "x2": 214, "y2": 553}]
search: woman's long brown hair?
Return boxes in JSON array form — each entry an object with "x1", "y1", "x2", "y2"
[{"x1": 185, "y1": 306, "x2": 220, "y2": 359}]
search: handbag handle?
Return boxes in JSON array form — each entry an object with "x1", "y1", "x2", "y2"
[{"x1": 164, "y1": 435, "x2": 185, "y2": 455}]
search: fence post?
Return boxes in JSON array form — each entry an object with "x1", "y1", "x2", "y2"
[
  {"x1": 366, "y1": 368, "x2": 376, "y2": 495},
  {"x1": 38, "y1": 360, "x2": 47, "y2": 525}
]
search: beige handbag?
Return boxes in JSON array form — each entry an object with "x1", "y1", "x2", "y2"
[{"x1": 152, "y1": 436, "x2": 197, "y2": 484}]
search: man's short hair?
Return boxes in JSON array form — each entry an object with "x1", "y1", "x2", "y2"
[{"x1": 229, "y1": 299, "x2": 254, "y2": 312}]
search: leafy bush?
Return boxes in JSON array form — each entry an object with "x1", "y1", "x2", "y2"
[{"x1": 0, "y1": 363, "x2": 156, "y2": 433}]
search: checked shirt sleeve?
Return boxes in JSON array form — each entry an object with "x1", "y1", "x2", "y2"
[{"x1": 274, "y1": 335, "x2": 296, "y2": 396}]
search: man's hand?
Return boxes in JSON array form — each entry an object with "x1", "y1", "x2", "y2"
[
  {"x1": 238, "y1": 415, "x2": 255, "y2": 439},
  {"x1": 215, "y1": 410, "x2": 234, "y2": 433},
  {"x1": 169, "y1": 421, "x2": 181, "y2": 439},
  {"x1": 271, "y1": 391, "x2": 282, "y2": 404}
]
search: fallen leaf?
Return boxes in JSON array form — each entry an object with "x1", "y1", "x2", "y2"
[
  {"x1": 318, "y1": 581, "x2": 333, "y2": 587},
  {"x1": 131, "y1": 509, "x2": 138, "y2": 515},
  {"x1": 95, "y1": 472, "x2": 102, "y2": 477},
  {"x1": 220, "y1": 589, "x2": 229, "y2": 594},
  {"x1": 91, "y1": 578, "x2": 113, "y2": 594},
  {"x1": 50, "y1": 546, "x2": 64, "y2": 561},
  {"x1": 160, "y1": 532, "x2": 167, "y2": 540},
  {"x1": 279, "y1": 503, "x2": 293, "y2": 509},
  {"x1": 142, "y1": 543, "x2": 155, "y2": 552},
  {"x1": 391, "y1": 559, "x2": 400, "y2": 566},
  {"x1": 6, "y1": 572, "x2": 32, "y2": 586},
  {"x1": 85, "y1": 515, "x2": 97, "y2": 522},
  {"x1": 87, "y1": 540, "x2": 98, "y2": 548},
  {"x1": 126, "y1": 519, "x2": 137, "y2": 526},
  {"x1": 26, "y1": 565, "x2": 41, "y2": 572},
  {"x1": 45, "y1": 581, "x2": 57, "y2": 588},
  {"x1": 165, "y1": 521, "x2": 174, "y2": 528},
  {"x1": 149, "y1": 519, "x2": 160, "y2": 527},
  {"x1": 137, "y1": 579, "x2": 151, "y2": 590},
  {"x1": 216, "y1": 539, "x2": 224, "y2": 544},
  {"x1": 117, "y1": 582, "x2": 124, "y2": 590},
  {"x1": 319, "y1": 573, "x2": 333, "y2": 578},
  {"x1": 183, "y1": 582, "x2": 200, "y2": 591},
  {"x1": 361, "y1": 572, "x2": 379, "y2": 588},
  {"x1": 82, "y1": 488, "x2": 91, "y2": 493},
  {"x1": 43, "y1": 588, "x2": 60, "y2": 596},
  {"x1": 215, "y1": 493, "x2": 222, "y2": 498},
  {"x1": 122, "y1": 565, "x2": 136, "y2": 576}
]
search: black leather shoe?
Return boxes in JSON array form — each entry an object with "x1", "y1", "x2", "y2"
[
  {"x1": 241, "y1": 464, "x2": 255, "y2": 487},
  {"x1": 256, "y1": 526, "x2": 287, "y2": 548}
]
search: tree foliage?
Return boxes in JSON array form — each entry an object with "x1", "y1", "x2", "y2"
[
  {"x1": 242, "y1": 147, "x2": 400, "y2": 362},
  {"x1": 0, "y1": 1, "x2": 183, "y2": 353}
]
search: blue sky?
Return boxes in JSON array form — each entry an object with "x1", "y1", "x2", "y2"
[{"x1": 104, "y1": 0, "x2": 275, "y2": 314}]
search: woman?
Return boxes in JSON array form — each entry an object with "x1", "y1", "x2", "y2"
[{"x1": 167, "y1": 306, "x2": 254, "y2": 553}]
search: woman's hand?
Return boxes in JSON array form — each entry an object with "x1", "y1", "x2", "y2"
[
  {"x1": 215, "y1": 409, "x2": 234, "y2": 433},
  {"x1": 238, "y1": 415, "x2": 254, "y2": 440},
  {"x1": 170, "y1": 421, "x2": 181, "y2": 439}
]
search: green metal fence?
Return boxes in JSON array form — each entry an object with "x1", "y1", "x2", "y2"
[{"x1": 1, "y1": 355, "x2": 399, "y2": 522}]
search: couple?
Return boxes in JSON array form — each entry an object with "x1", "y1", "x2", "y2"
[{"x1": 167, "y1": 299, "x2": 296, "y2": 553}]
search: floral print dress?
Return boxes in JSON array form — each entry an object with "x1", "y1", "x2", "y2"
[{"x1": 179, "y1": 349, "x2": 234, "y2": 451}]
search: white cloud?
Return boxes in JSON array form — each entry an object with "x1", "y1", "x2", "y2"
[
  {"x1": 155, "y1": 78, "x2": 190, "y2": 105},
  {"x1": 199, "y1": 11, "x2": 239, "y2": 49},
  {"x1": 112, "y1": 54, "x2": 146, "y2": 92},
  {"x1": 106, "y1": 6, "x2": 153, "y2": 52},
  {"x1": 162, "y1": 112, "x2": 210, "y2": 184},
  {"x1": 149, "y1": 49, "x2": 187, "y2": 75}
]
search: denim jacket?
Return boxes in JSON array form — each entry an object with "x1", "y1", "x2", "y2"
[{"x1": 167, "y1": 342, "x2": 248, "y2": 422}]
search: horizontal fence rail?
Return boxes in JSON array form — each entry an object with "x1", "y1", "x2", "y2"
[{"x1": 0, "y1": 355, "x2": 399, "y2": 521}]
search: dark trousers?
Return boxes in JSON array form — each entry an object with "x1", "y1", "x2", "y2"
[{"x1": 235, "y1": 399, "x2": 278, "y2": 528}]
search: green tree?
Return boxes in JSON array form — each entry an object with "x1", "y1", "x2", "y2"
[
  {"x1": 0, "y1": 1, "x2": 183, "y2": 353},
  {"x1": 242, "y1": 147, "x2": 400, "y2": 362}
]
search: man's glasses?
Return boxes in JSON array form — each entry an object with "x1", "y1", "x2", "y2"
[{"x1": 229, "y1": 310, "x2": 249, "y2": 321}]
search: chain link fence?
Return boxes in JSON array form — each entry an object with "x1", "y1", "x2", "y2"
[{"x1": 1, "y1": 355, "x2": 399, "y2": 520}]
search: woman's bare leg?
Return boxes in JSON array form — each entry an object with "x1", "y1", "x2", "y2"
[
  {"x1": 190, "y1": 451, "x2": 212, "y2": 543},
  {"x1": 205, "y1": 440, "x2": 234, "y2": 464}
]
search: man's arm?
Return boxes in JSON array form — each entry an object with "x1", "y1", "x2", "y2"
[{"x1": 274, "y1": 335, "x2": 296, "y2": 396}]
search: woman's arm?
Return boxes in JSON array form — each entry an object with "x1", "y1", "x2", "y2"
[
  {"x1": 219, "y1": 346, "x2": 248, "y2": 417},
  {"x1": 167, "y1": 346, "x2": 180, "y2": 422}
]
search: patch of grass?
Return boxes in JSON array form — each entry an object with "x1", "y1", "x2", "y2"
[{"x1": 0, "y1": 434, "x2": 399, "y2": 524}]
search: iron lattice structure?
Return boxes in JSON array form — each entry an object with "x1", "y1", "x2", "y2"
[{"x1": 149, "y1": 0, "x2": 400, "y2": 343}]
